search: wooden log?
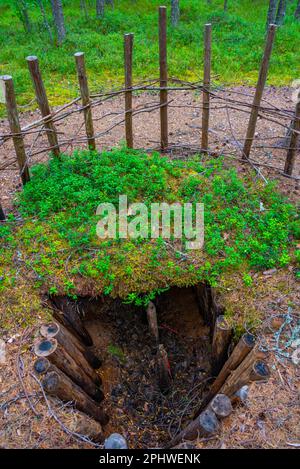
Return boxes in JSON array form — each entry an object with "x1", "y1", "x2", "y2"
[
  {"x1": 211, "y1": 315, "x2": 232, "y2": 376},
  {"x1": 242, "y1": 25, "x2": 276, "y2": 159},
  {"x1": 34, "y1": 338, "x2": 103, "y2": 402},
  {"x1": 41, "y1": 321, "x2": 101, "y2": 369},
  {"x1": 166, "y1": 408, "x2": 219, "y2": 448},
  {"x1": 209, "y1": 333, "x2": 255, "y2": 396},
  {"x1": 124, "y1": 33, "x2": 134, "y2": 148},
  {"x1": 71, "y1": 411, "x2": 104, "y2": 443},
  {"x1": 159, "y1": 6, "x2": 168, "y2": 151},
  {"x1": 26, "y1": 56, "x2": 60, "y2": 157},
  {"x1": 51, "y1": 297, "x2": 93, "y2": 346},
  {"x1": 220, "y1": 358, "x2": 270, "y2": 398},
  {"x1": 74, "y1": 52, "x2": 96, "y2": 151},
  {"x1": 0, "y1": 75, "x2": 30, "y2": 185},
  {"x1": 208, "y1": 393, "x2": 232, "y2": 419},
  {"x1": 40, "y1": 323, "x2": 101, "y2": 383},
  {"x1": 194, "y1": 283, "x2": 221, "y2": 337},
  {"x1": 42, "y1": 370, "x2": 108, "y2": 426},
  {"x1": 146, "y1": 301, "x2": 159, "y2": 343},
  {"x1": 284, "y1": 90, "x2": 300, "y2": 175},
  {"x1": 156, "y1": 344, "x2": 172, "y2": 394},
  {"x1": 201, "y1": 23, "x2": 212, "y2": 151}
]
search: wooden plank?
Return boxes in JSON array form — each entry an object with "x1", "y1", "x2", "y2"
[{"x1": 74, "y1": 52, "x2": 96, "y2": 151}]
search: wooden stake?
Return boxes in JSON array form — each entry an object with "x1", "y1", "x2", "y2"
[
  {"x1": 146, "y1": 301, "x2": 159, "y2": 343},
  {"x1": 201, "y1": 23, "x2": 212, "y2": 151},
  {"x1": 166, "y1": 408, "x2": 219, "y2": 448},
  {"x1": 0, "y1": 75, "x2": 30, "y2": 185},
  {"x1": 156, "y1": 344, "x2": 172, "y2": 394},
  {"x1": 26, "y1": 56, "x2": 60, "y2": 157},
  {"x1": 41, "y1": 321, "x2": 101, "y2": 369},
  {"x1": 159, "y1": 6, "x2": 168, "y2": 151},
  {"x1": 242, "y1": 24, "x2": 276, "y2": 159},
  {"x1": 42, "y1": 370, "x2": 109, "y2": 426},
  {"x1": 124, "y1": 33, "x2": 134, "y2": 148},
  {"x1": 40, "y1": 322, "x2": 101, "y2": 383},
  {"x1": 284, "y1": 91, "x2": 300, "y2": 175},
  {"x1": 34, "y1": 338, "x2": 103, "y2": 401},
  {"x1": 74, "y1": 52, "x2": 96, "y2": 151},
  {"x1": 211, "y1": 315, "x2": 232, "y2": 376},
  {"x1": 208, "y1": 393, "x2": 232, "y2": 419}
]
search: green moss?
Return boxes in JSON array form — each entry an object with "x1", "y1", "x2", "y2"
[{"x1": 0, "y1": 147, "x2": 299, "y2": 332}]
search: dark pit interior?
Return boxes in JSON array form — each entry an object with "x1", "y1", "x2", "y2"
[{"x1": 52, "y1": 286, "x2": 218, "y2": 448}]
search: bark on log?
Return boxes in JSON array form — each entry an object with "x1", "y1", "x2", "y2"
[
  {"x1": 208, "y1": 393, "x2": 233, "y2": 419},
  {"x1": 40, "y1": 322, "x2": 101, "y2": 380},
  {"x1": 220, "y1": 358, "x2": 270, "y2": 398},
  {"x1": 34, "y1": 338, "x2": 103, "y2": 402},
  {"x1": 156, "y1": 344, "x2": 172, "y2": 394},
  {"x1": 51, "y1": 297, "x2": 93, "y2": 346},
  {"x1": 211, "y1": 315, "x2": 232, "y2": 376},
  {"x1": 70, "y1": 411, "x2": 104, "y2": 443},
  {"x1": 146, "y1": 301, "x2": 159, "y2": 343},
  {"x1": 42, "y1": 370, "x2": 108, "y2": 426},
  {"x1": 166, "y1": 408, "x2": 219, "y2": 448}
]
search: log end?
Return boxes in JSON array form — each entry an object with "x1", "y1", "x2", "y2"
[
  {"x1": 34, "y1": 357, "x2": 51, "y2": 375},
  {"x1": 199, "y1": 408, "x2": 219, "y2": 434},
  {"x1": 34, "y1": 338, "x2": 57, "y2": 357},
  {"x1": 210, "y1": 393, "x2": 233, "y2": 419}
]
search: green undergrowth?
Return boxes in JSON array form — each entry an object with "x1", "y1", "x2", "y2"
[
  {"x1": 0, "y1": 0, "x2": 299, "y2": 116},
  {"x1": 0, "y1": 147, "x2": 299, "y2": 331}
]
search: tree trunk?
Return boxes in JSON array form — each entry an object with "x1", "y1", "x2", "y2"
[
  {"x1": 171, "y1": 0, "x2": 180, "y2": 27},
  {"x1": 96, "y1": 0, "x2": 105, "y2": 17},
  {"x1": 80, "y1": 0, "x2": 89, "y2": 19},
  {"x1": 266, "y1": 0, "x2": 278, "y2": 28},
  {"x1": 224, "y1": 0, "x2": 228, "y2": 11},
  {"x1": 275, "y1": 0, "x2": 287, "y2": 25},
  {"x1": 50, "y1": 0, "x2": 66, "y2": 44},
  {"x1": 37, "y1": 0, "x2": 53, "y2": 43},
  {"x1": 295, "y1": 0, "x2": 300, "y2": 20},
  {"x1": 17, "y1": 0, "x2": 32, "y2": 32}
]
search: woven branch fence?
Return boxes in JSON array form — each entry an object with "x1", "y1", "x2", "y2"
[{"x1": 0, "y1": 7, "x2": 299, "y2": 219}]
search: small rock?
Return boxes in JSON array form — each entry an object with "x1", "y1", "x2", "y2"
[
  {"x1": 104, "y1": 433, "x2": 128, "y2": 449},
  {"x1": 263, "y1": 268, "x2": 277, "y2": 276}
]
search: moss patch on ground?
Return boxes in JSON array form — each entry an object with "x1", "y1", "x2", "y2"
[{"x1": 0, "y1": 148, "x2": 299, "y2": 332}]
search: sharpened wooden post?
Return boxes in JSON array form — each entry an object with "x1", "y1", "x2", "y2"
[
  {"x1": 284, "y1": 91, "x2": 300, "y2": 175},
  {"x1": 74, "y1": 52, "x2": 96, "y2": 151},
  {"x1": 0, "y1": 75, "x2": 30, "y2": 185},
  {"x1": 124, "y1": 33, "x2": 134, "y2": 148},
  {"x1": 242, "y1": 24, "x2": 276, "y2": 159},
  {"x1": 201, "y1": 24, "x2": 212, "y2": 151},
  {"x1": 159, "y1": 6, "x2": 168, "y2": 151},
  {"x1": 26, "y1": 56, "x2": 60, "y2": 157}
]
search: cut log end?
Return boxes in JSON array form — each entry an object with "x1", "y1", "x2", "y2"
[
  {"x1": 243, "y1": 333, "x2": 256, "y2": 348},
  {"x1": 34, "y1": 357, "x2": 51, "y2": 375},
  {"x1": 34, "y1": 338, "x2": 57, "y2": 357},
  {"x1": 199, "y1": 408, "x2": 219, "y2": 434},
  {"x1": 40, "y1": 322, "x2": 60, "y2": 338},
  {"x1": 209, "y1": 393, "x2": 233, "y2": 419},
  {"x1": 252, "y1": 360, "x2": 270, "y2": 381}
]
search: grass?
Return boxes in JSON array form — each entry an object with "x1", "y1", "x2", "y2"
[
  {"x1": 0, "y1": 147, "x2": 299, "y2": 331},
  {"x1": 0, "y1": 0, "x2": 299, "y2": 115}
]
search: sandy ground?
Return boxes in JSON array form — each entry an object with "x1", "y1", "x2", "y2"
[{"x1": 0, "y1": 85, "x2": 299, "y2": 211}]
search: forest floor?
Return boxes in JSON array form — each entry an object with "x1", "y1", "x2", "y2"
[
  {"x1": 1, "y1": 85, "x2": 299, "y2": 211},
  {"x1": 0, "y1": 85, "x2": 299, "y2": 449}
]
